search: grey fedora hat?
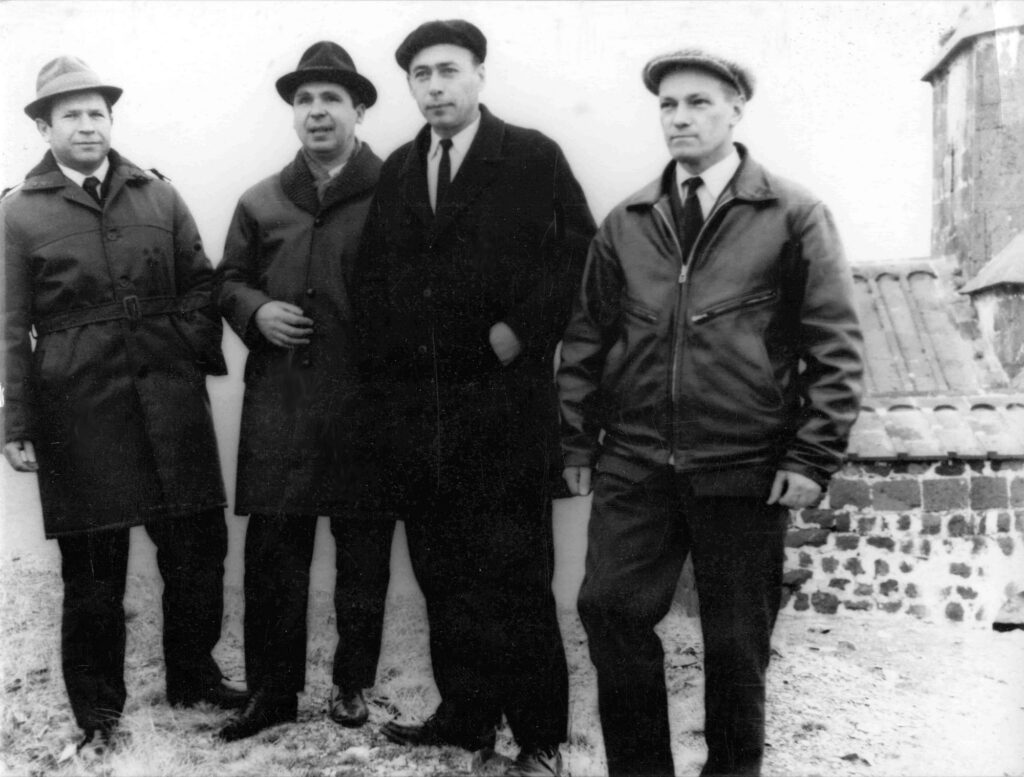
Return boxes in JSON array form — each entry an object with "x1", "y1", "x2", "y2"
[
  {"x1": 25, "y1": 56, "x2": 123, "y2": 119},
  {"x1": 275, "y1": 41, "x2": 377, "y2": 108}
]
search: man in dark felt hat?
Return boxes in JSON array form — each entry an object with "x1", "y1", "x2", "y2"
[
  {"x1": 215, "y1": 41, "x2": 391, "y2": 742},
  {"x1": 352, "y1": 19, "x2": 596, "y2": 777},
  {"x1": 558, "y1": 48, "x2": 864, "y2": 776},
  {"x1": 2, "y1": 55, "x2": 245, "y2": 756}
]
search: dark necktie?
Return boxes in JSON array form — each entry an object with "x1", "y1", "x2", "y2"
[
  {"x1": 83, "y1": 175, "x2": 102, "y2": 206},
  {"x1": 435, "y1": 138, "x2": 453, "y2": 211},
  {"x1": 679, "y1": 176, "x2": 704, "y2": 264}
]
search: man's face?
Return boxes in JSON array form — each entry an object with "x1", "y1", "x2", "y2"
[
  {"x1": 292, "y1": 81, "x2": 364, "y2": 165},
  {"x1": 658, "y1": 69, "x2": 744, "y2": 174},
  {"x1": 36, "y1": 91, "x2": 111, "y2": 174},
  {"x1": 407, "y1": 44, "x2": 484, "y2": 138}
]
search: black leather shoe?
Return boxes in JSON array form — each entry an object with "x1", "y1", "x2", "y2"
[
  {"x1": 506, "y1": 745, "x2": 563, "y2": 776},
  {"x1": 328, "y1": 686, "x2": 369, "y2": 727},
  {"x1": 168, "y1": 680, "x2": 249, "y2": 710},
  {"x1": 217, "y1": 690, "x2": 297, "y2": 742},
  {"x1": 381, "y1": 713, "x2": 496, "y2": 752}
]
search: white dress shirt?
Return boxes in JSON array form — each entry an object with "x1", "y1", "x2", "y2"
[
  {"x1": 58, "y1": 156, "x2": 111, "y2": 200},
  {"x1": 428, "y1": 113, "x2": 482, "y2": 211},
  {"x1": 676, "y1": 145, "x2": 741, "y2": 219}
]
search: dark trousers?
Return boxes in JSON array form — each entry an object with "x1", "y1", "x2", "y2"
[
  {"x1": 403, "y1": 470, "x2": 569, "y2": 750},
  {"x1": 577, "y1": 468, "x2": 787, "y2": 777},
  {"x1": 242, "y1": 514, "x2": 393, "y2": 697},
  {"x1": 56, "y1": 508, "x2": 228, "y2": 732}
]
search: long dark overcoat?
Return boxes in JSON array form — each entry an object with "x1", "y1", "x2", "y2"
[
  {"x1": 1, "y1": 150, "x2": 227, "y2": 537},
  {"x1": 217, "y1": 144, "x2": 382, "y2": 516},
  {"x1": 353, "y1": 106, "x2": 596, "y2": 515}
]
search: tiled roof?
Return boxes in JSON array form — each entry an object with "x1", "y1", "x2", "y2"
[{"x1": 845, "y1": 258, "x2": 1024, "y2": 460}]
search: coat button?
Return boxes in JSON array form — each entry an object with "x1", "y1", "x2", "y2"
[
  {"x1": 301, "y1": 357, "x2": 312, "y2": 367},
  {"x1": 313, "y1": 217, "x2": 324, "y2": 227},
  {"x1": 417, "y1": 345, "x2": 428, "y2": 355},
  {"x1": 422, "y1": 288, "x2": 432, "y2": 298},
  {"x1": 306, "y1": 288, "x2": 316, "y2": 297},
  {"x1": 118, "y1": 276, "x2": 132, "y2": 288},
  {"x1": 106, "y1": 228, "x2": 120, "y2": 241}
]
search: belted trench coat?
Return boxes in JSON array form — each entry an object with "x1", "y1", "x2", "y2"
[{"x1": 1, "y1": 150, "x2": 227, "y2": 537}]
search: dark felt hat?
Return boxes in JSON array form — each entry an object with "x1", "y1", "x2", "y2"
[
  {"x1": 642, "y1": 48, "x2": 755, "y2": 100},
  {"x1": 395, "y1": 20, "x2": 487, "y2": 71},
  {"x1": 275, "y1": 41, "x2": 377, "y2": 108},
  {"x1": 25, "y1": 56, "x2": 123, "y2": 120}
]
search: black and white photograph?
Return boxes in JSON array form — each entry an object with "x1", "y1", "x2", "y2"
[{"x1": 2, "y1": 1, "x2": 1023, "y2": 776}]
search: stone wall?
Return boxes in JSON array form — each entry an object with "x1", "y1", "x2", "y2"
[{"x1": 781, "y1": 458, "x2": 1024, "y2": 623}]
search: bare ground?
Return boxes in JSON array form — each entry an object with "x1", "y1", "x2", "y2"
[{"x1": 1, "y1": 558, "x2": 1023, "y2": 777}]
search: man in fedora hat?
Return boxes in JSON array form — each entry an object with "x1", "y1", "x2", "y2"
[
  {"x1": 352, "y1": 19, "x2": 595, "y2": 776},
  {"x1": 215, "y1": 41, "x2": 391, "y2": 742},
  {"x1": 557, "y1": 49, "x2": 863, "y2": 776},
  {"x1": 2, "y1": 55, "x2": 245, "y2": 754}
]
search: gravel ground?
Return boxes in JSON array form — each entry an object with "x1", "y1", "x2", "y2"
[{"x1": 1, "y1": 558, "x2": 1023, "y2": 777}]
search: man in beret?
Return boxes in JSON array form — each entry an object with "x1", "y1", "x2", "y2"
[
  {"x1": 352, "y1": 19, "x2": 595, "y2": 777},
  {"x1": 215, "y1": 41, "x2": 391, "y2": 742},
  {"x1": 557, "y1": 49, "x2": 863, "y2": 776},
  {"x1": 2, "y1": 56, "x2": 243, "y2": 755}
]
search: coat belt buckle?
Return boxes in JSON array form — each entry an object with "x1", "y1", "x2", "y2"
[{"x1": 123, "y1": 295, "x2": 141, "y2": 330}]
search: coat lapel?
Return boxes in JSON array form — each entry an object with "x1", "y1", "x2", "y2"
[
  {"x1": 430, "y1": 106, "x2": 505, "y2": 242},
  {"x1": 319, "y1": 142, "x2": 381, "y2": 212},
  {"x1": 23, "y1": 151, "x2": 102, "y2": 213},
  {"x1": 280, "y1": 151, "x2": 321, "y2": 216},
  {"x1": 398, "y1": 126, "x2": 435, "y2": 229}
]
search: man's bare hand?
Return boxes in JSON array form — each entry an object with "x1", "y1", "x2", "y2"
[
  {"x1": 255, "y1": 301, "x2": 314, "y2": 348},
  {"x1": 563, "y1": 465, "x2": 592, "y2": 497},
  {"x1": 767, "y1": 470, "x2": 821, "y2": 509},
  {"x1": 489, "y1": 321, "x2": 522, "y2": 366},
  {"x1": 3, "y1": 440, "x2": 38, "y2": 472}
]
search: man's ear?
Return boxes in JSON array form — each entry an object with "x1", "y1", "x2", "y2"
[
  {"x1": 729, "y1": 97, "x2": 745, "y2": 128},
  {"x1": 35, "y1": 117, "x2": 51, "y2": 141}
]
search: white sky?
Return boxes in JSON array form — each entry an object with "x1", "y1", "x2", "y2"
[{"x1": 2, "y1": 0, "x2": 964, "y2": 266}]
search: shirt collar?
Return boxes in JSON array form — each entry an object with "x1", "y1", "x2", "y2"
[
  {"x1": 676, "y1": 145, "x2": 741, "y2": 202},
  {"x1": 429, "y1": 112, "x2": 482, "y2": 159},
  {"x1": 303, "y1": 139, "x2": 359, "y2": 183},
  {"x1": 57, "y1": 156, "x2": 110, "y2": 190}
]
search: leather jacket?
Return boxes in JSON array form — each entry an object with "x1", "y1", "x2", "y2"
[{"x1": 557, "y1": 145, "x2": 864, "y2": 489}]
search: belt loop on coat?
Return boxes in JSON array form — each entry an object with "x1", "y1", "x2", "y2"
[{"x1": 123, "y1": 295, "x2": 141, "y2": 331}]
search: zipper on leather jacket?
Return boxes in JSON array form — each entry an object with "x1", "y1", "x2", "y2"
[{"x1": 691, "y1": 289, "x2": 778, "y2": 324}]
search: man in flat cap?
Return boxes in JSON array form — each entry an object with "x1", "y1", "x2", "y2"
[
  {"x1": 1, "y1": 56, "x2": 244, "y2": 754},
  {"x1": 557, "y1": 49, "x2": 863, "y2": 776},
  {"x1": 215, "y1": 41, "x2": 391, "y2": 742},
  {"x1": 352, "y1": 19, "x2": 595, "y2": 776}
]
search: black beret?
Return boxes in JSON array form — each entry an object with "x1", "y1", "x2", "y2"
[
  {"x1": 395, "y1": 19, "x2": 487, "y2": 71},
  {"x1": 642, "y1": 48, "x2": 755, "y2": 101}
]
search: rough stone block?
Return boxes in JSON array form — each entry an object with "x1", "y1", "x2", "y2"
[
  {"x1": 997, "y1": 512, "x2": 1011, "y2": 533},
  {"x1": 1011, "y1": 478, "x2": 1024, "y2": 507},
  {"x1": 866, "y1": 462, "x2": 893, "y2": 477},
  {"x1": 971, "y1": 477, "x2": 1008, "y2": 510},
  {"x1": 936, "y1": 460, "x2": 966, "y2": 476},
  {"x1": 834, "y1": 535, "x2": 860, "y2": 551},
  {"x1": 798, "y1": 551, "x2": 813, "y2": 568},
  {"x1": 996, "y1": 536, "x2": 1015, "y2": 557},
  {"x1": 968, "y1": 461, "x2": 985, "y2": 474},
  {"x1": 899, "y1": 560, "x2": 913, "y2": 573},
  {"x1": 905, "y1": 583, "x2": 919, "y2": 598},
  {"x1": 793, "y1": 592, "x2": 809, "y2": 611},
  {"x1": 920, "y1": 514, "x2": 942, "y2": 535},
  {"x1": 972, "y1": 536, "x2": 987, "y2": 554},
  {"x1": 857, "y1": 517, "x2": 876, "y2": 534},
  {"x1": 854, "y1": 583, "x2": 873, "y2": 596},
  {"x1": 922, "y1": 478, "x2": 969, "y2": 511},
  {"x1": 900, "y1": 540, "x2": 914, "y2": 555},
  {"x1": 897, "y1": 514, "x2": 911, "y2": 531},
  {"x1": 783, "y1": 569, "x2": 813, "y2": 587},
  {"x1": 879, "y1": 579, "x2": 899, "y2": 596},
  {"x1": 785, "y1": 528, "x2": 830, "y2": 548},
  {"x1": 828, "y1": 578, "x2": 850, "y2": 590},
  {"x1": 945, "y1": 602, "x2": 965, "y2": 622},
  {"x1": 779, "y1": 588, "x2": 792, "y2": 609},
  {"x1": 977, "y1": 516, "x2": 987, "y2": 534},
  {"x1": 811, "y1": 592, "x2": 839, "y2": 614},
  {"x1": 867, "y1": 536, "x2": 895, "y2": 551},
  {"x1": 947, "y1": 514, "x2": 971, "y2": 537},
  {"x1": 844, "y1": 557, "x2": 864, "y2": 576},
  {"x1": 879, "y1": 600, "x2": 903, "y2": 613},
  {"x1": 829, "y1": 479, "x2": 871, "y2": 509},
  {"x1": 802, "y1": 509, "x2": 840, "y2": 529},
  {"x1": 873, "y1": 480, "x2": 922, "y2": 511},
  {"x1": 821, "y1": 556, "x2": 839, "y2": 573},
  {"x1": 920, "y1": 538, "x2": 932, "y2": 557},
  {"x1": 874, "y1": 559, "x2": 890, "y2": 577},
  {"x1": 907, "y1": 604, "x2": 929, "y2": 619},
  {"x1": 949, "y1": 562, "x2": 972, "y2": 578},
  {"x1": 844, "y1": 600, "x2": 872, "y2": 611},
  {"x1": 1017, "y1": 511, "x2": 1024, "y2": 532},
  {"x1": 956, "y1": 586, "x2": 978, "y2": 600},
  {"x1": 834, "y1": 512, "x2": 852, "y2": 533}
]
